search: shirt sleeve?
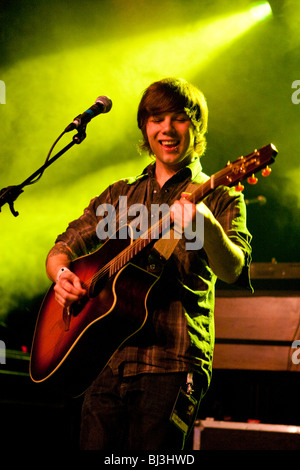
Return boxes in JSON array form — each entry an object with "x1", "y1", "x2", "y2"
[
  {"x1": 55, "y1": 186, "x2": 112, "y2": 259},
  {"x1": 205, "y1": 185, "x2": 253, "y2": 291}
]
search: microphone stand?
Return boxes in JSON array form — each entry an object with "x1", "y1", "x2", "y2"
[{"x1": 0, "y1": 126, "x2": 87, "y2": 217}]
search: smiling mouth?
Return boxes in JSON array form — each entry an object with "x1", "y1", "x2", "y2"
[{"x1": 159, "y1": 140, "x2": 180, "y2": 150}]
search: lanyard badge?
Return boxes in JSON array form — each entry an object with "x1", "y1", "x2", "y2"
[{"x1": 169, "y1": 373, "x2": 198, "y2": 435}]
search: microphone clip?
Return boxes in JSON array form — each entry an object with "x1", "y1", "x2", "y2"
[
  {"x1": 65, "y1": 115, "x2": 86, "y2": 133},
  {"x1": 72, "y1": 123, "x2": 87, "y2": 144}
]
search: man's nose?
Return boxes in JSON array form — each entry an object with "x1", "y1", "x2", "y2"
[{"x1": 162, "y1": 117, "x2": 174, "y2": 133}]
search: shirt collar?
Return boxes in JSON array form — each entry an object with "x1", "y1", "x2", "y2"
[{"x1": 143, "y1": 157, "x2": 203, "y2": 181}]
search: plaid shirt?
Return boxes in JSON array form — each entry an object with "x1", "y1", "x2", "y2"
[{"x1": 55, "y1": 158, "x2": 252, "y2": 389}]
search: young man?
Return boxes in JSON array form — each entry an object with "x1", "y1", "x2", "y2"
[{"x1": 46, "y1": 78, "x2": 252, "y2": 450}]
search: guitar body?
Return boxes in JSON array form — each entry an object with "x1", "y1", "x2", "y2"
[{"x1": 30, "y1": 235, "x2": 158, "y2": 396}]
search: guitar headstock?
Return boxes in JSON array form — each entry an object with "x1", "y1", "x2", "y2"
[
  {"x1": 218, "y1": 143, "x2": 278, "y2": 191},
  {"x1": 185, "y1": 144, "x2": 278, "y2": 205}
]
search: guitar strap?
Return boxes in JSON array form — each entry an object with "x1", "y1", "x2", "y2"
[{"x1": 152, "y1": 179, "x2": 208, "y2": 262}]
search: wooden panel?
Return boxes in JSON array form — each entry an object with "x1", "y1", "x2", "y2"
[
  {"x1": 213, "y1": 293, "x2": 300, "y2": 371},
  {"x1": 214, "y1": 296, "x2": 300, "y2": 341},
  {"x1": 213, "y1": 344, "x2": 290, "y2": 371}
]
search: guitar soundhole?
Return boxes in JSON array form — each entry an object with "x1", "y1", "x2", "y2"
[{"x1": 70, "y1": 296, "x2": 89, "y2": 317}]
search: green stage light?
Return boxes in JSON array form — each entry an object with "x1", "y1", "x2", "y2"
[{"x1": 250, "y1": 2, "x2": 272, "y2": 21}]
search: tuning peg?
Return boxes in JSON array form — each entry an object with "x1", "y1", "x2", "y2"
[
  {"x1": 247, "y1": 174, "x2": 258, "y2": 185},
  {"x1": 262, "y1": 166, "x2": 272, "y2": 177},
  {"x1": 235, "y1": 182, "x2": 244, "y2": 191}
]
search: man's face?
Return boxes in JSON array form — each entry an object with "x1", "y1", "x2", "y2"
[{"x1": 145, "y1": 111, "x2": 196, "y2": 170}]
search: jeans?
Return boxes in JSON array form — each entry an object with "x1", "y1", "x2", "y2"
[{"x1": 79, "y1": 366, "x2": 204, "y2": 450}]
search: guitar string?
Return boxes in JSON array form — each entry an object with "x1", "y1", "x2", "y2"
[
  {"x1": 78, "y1": 200, "x2": 141, "y2": 289},
  {"x1": 79, "y1": 211, "x2": 168, "y2": 290}
]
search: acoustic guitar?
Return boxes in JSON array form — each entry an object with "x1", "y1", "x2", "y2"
[{"x1": 30, "y1": 143, "x2": 278, "y2": 396}]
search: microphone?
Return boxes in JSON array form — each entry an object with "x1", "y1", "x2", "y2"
[
  {"x1": 245, "y1": 195, "x2": 267, "y2": 205},
  {"x1": 65, "y1": 96, "x2": 112, "y2": 132}
]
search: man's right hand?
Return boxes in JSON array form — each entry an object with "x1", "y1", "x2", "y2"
[{"x1": 54, "y1": 270, "x2": 86, "y2": 308}]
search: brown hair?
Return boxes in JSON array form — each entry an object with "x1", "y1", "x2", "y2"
[{"x1": 137, "y1": 77, "x2": 208, "y2": 157}]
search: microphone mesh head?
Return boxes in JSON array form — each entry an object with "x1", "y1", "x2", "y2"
[{"x1": 95, "y1": 96, "x2": 112, "y2": 113}]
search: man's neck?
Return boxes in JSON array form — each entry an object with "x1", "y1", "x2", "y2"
[
  {"x1": 154, "y1": 155, "x2": 197, "y2": 188},
  {"x1": 155, "y1": 163, "x2": 177, "y2": 188}
]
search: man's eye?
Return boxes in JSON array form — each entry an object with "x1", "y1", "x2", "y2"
[{"x1": 175, "y1": 116, "x2": 189, "y2": 122}]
